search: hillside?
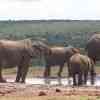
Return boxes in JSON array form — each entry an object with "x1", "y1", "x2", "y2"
[{"x1": 0, "y1": 20, "x2": 99, "y2": 48}]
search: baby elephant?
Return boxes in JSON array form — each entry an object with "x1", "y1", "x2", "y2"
[{"x1": 69, "y1": 53, "x2": 95, "y2": 86}]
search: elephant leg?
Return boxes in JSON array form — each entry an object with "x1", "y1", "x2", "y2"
[
  {"x1": 90, "y1": 70, "x2": 95, "y2": 85},
  {"x1": 73, "y1": 74, "x2": 77, "y2": 86},
  {"x1": 84, "y1": 72, "x2": 88, "y2": 85},
  {"x1": 78, "y1": 73, "x2": 82, "y2": 86},
  {"x1": 0, "y1": 66, "x2": 6, "y2": 83},
  {"x1": 90, "y1": 65, "x2": 96, "y2": 85},
  {"x1": 21, "y1": 65, "x2": 29, "y2": 83},
  {"x1": 58, "y1": 65, "x2": 64, "y2": 77},
  {"x1": 44, "y1": 65, "x2": 51, "y2": 78},
  {"x1": 15, "y1": 65, "x2": 23, "y2": 83},
  {"x1": 67, "y1": 61, "x2": 72, "y2": 77}
]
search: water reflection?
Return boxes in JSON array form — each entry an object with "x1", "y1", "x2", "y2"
[{"x1": 7, "y1": 75, "x2": 100, "y2": 86}]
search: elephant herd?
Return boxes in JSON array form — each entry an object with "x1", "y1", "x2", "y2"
[{"x1": 0, "y1": 33, "x2": 99, "y2": 86}]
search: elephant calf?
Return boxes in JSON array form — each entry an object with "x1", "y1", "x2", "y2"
[{"x1": 69, "y1": 53, "x2": 95, "y2": 86}]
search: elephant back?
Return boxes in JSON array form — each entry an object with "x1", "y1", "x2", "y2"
[
  {"x1": 18, "y1": 39, "x2": 38, "y2": 58},
  {"x1": 0, "y1": 39, "x2": 35, "y2": 58},
  {"x1": 70, "y1": 54, "x2": 90, "y2": 72},
  {"x1": 19, "y1": 39, "x2": 32, "y2": 49},
  {"x1": 50, "y1": 47, "x2": 66, "y2": 54},
  {"x1": 89, "y1": 34, "x2": 100, "y2": 41}
]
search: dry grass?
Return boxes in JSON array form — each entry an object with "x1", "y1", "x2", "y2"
[{"x1": 0, "y1": 96, "x2": 99, "y2": 100}]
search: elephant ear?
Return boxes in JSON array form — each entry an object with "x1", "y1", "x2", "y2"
[
  {"x1": 22, "y1": 39, "x2": 39, "y2": 58},
  {"x1": 72, "y1": 48, "x2": 80, "y2": 53},
  {"x1": 44, "y1": 47, "x2": 52, "y2": 56},
  {"x1": 33, "y1": 41, "x2": 52, "y2": 56}
]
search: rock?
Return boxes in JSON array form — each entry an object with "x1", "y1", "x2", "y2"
[
  {"x1": 55, "y1": 88, "x2": 61, "y2": 92},
  {"x1": 38, "y1": 91, "x2": 47, "y2": 96}
]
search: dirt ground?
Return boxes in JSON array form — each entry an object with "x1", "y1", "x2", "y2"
[
  {"x1": 0, "y1": 81, "x2": 100, "y2": 97},
  {"x1": 1, "y1": 67, "x2": 100, "y2": 97}
]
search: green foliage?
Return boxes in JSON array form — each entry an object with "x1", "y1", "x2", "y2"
[{"x1": 0, "y1": 20, "x2": 99, "y2": 48}]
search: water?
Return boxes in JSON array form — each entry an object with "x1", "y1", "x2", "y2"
[{"x1": 7, "y1": 75, "x2": 100, "y2": 86}]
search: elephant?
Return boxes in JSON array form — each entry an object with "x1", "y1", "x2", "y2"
[
  {"x1": 33, "y1": 42, "x2": 80, "y2": 78},
  {"x1": 86, "y1": 33, "x2": 100, "y2": 64},
  {"x1": 0, "y1": 39, "x2": 40, "y2": 83},
  {"x1": 69, "y1": 53, "x2": 95, "y2": 86}
]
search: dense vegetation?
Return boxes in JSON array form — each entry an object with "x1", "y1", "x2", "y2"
[
  {"x1": 0, "y1": 20, "x2": 100, "y2": 66},
  {"x1": 0, "y1": 20, "x2": 99, "y2": 48}
]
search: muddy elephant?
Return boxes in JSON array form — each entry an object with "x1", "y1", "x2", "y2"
[
  {"x1": 69, "y1": 53, "x2": 95, "y2": 86},
  {"x1": 34, "y1": 42, "x2": 80, "y2": 78},
  {"x1": 0, "y1": 39, "x2": 40, "y2": 83},
  {"x1": 86, "y1": 33, "x2": 100, "y2": 63}
]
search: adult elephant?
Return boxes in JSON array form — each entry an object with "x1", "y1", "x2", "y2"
[
  {"x1": 69, "y1": 53, "x2": 95, "y2": 86},
  {"x1": 34, "y1": 42, "x2": 80, "y2": 78},
  {"x1": 0, "y1": 39, "x2": 40, "y2": 83},
  {"x1": 86, "y1": 33, "x2": 100, "y2": 63}
]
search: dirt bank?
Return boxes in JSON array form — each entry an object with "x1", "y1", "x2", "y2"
[{"x1": 0, "y1": 82, "x2": 100, "y2": 96}]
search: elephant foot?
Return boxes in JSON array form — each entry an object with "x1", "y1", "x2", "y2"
[
  {"x1": 15, "y1": 79, "x2": 20, "y2": 83},
  {"x1": 15, "y1": 81, "x2": 19, "y2": 83},
  {"x1": 58, "y1": 73, "x2": 62, "y2": 78},
  {"x1": 44, "y1": 78, "x2": 50, "y2": 84},
  {"x1": 15, "y1": 80, "x2": 25, "y2": 83},
  {"x1": 91, "y1": 80, "x2": 94, "y2": 85},
  {"x1": 68, "y1": 78, "x2": 72, "y2": 85},
  {"x1": 73, "y1": 83, "x2": 77, "y2": 86},
  {"x1": 0, "y1": 78, "x2": 7, "y2": 83},
  {"x1": 20, "y1": 80, "x2": 25, "y2": 83},
  {"x1": 44, "y1": 73, "x2": 48, "y2": 78},
  {"x1": 43, "y1": 70, "x2": 50, "y2": 78},
  {"x1": 78, "y1": 82, "x2": 83, "y2": 86},
  {"x1": 43, "y1": 73, "x2": 49, "y2": 78}
]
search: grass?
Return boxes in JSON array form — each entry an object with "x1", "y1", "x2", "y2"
[{"x1": 0, "y1": 96, "x2": 99, "y2": 100}]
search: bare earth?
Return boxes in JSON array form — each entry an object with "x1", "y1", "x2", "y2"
[
  {"x1": 1, "y1": 67, "x2": 100, "y2": 98},
  {"x1": 0, "y1": 81, "x2": 100, "y2": 97}
]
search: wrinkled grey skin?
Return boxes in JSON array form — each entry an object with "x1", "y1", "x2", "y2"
[
  {"x1": 0, "y1": 39, "x2": 40, "y2": 83},
  {"x1": 86, "y1": 34, "x2": 100, "y2": 63},
  {"x1": 34, "y1": 42, "x2": 80, "y2": 78},
  {"x1": 69, "y1": 53, "x2": 95, "y2": 86}
]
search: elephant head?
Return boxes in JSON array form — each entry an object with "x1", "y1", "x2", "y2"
[
  {"x1": 31, "y1": 41, "x2": 51, "y2": 58},
  {"x1": 21, "y1": 39, "x2": 42, "y2": 58},
  {"x1": 65, "y1": 46, "x2": 80, "y2": 61}
]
